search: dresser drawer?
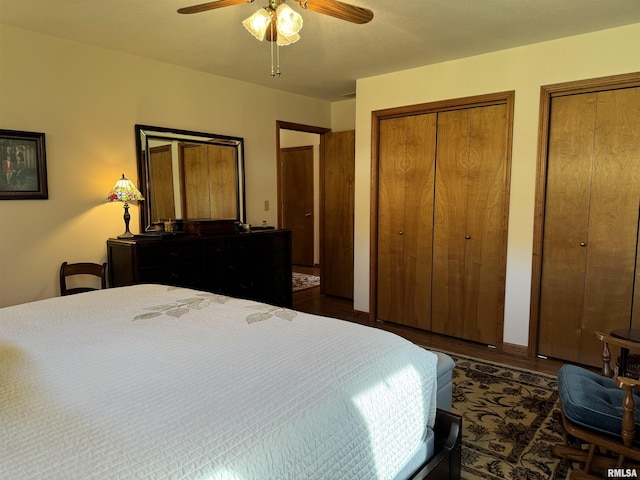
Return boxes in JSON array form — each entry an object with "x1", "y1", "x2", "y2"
[
  {"x1": 139, "y1": 264, "x2": 202, "y2": 287},
  {"x1": 137, "y1": 242, "x2": 201, "y2": 266},
  {"x1": 203, "y1": 239, "x2": 230, "y2": 261}
]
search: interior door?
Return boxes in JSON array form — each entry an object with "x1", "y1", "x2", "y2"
[
  {"x1": 321, "y1": 130, "x2": 355, "y2": 299},
  {"x1": 377, "y1": 114, "x2": 437, "y2": 329},
  {"x1": 281, "y1": 146, "x2": 314, "y2": 266}
]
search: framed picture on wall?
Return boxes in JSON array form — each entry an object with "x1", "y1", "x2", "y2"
[{"x1": 0, "y1": 129, "x2": 48, "y2": 199}]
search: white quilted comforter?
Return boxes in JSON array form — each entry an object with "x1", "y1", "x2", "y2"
[{"x1": 1, "y1": 284, "x2": 437, "y2": 480}]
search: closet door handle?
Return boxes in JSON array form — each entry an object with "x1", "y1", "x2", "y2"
[
  {"x1": 398, "y1": 231, "x2": 404, "y2": 235},
  {"x1": 465, "y1": 235, "x2": 471, "y2": 239},
  {"x1": 580, "y1": 242, "x2": 586, "y2": 247}
]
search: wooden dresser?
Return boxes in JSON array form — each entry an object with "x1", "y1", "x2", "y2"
[{"x1": 107, "y1": 229, "x2": 292, "y2": 307}]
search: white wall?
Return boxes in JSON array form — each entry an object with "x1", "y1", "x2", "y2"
[
  {"x1": 354, "y1": 23, "x2": 640, "y2": 348},
  {"x1": 0, "y1": 24, "x2": 331, "y2": 307}
]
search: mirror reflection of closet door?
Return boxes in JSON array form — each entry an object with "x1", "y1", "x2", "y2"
[{"x1": 180, "y1": 143, "x2": 238, "y2": 219}]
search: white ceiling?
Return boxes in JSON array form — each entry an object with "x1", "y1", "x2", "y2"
[{"x1": 1, "y1": 0, "x2": 639, "y2": 101}]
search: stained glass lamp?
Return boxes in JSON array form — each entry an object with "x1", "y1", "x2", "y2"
[{"x1": 106, "y1": 174, "x2": 144, "y2": 239}]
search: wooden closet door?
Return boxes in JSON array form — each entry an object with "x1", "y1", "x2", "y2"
[
  {"x1": 377, "y1": 114, "x2": 437, "y2": 328},
  {"x1": 431, "y1": 110, "x2": 469, "y2": 336},
  {"x1": 538, "y1": 94, "x2": 596, "y2": 363},
  {"x1": 322, "y1": 131, "x2": 355, "y2": 299},
  {"x1": 539, "y1": 87, "x2": 640, "y2": 366},
  {"x1": 581, "y1": 88, "x2": 640, "y2": 364},
  {"x1": 431, "y1": 104, "x2": 508, "y2": 345}
]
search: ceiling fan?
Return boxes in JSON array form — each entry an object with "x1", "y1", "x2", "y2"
[
  {"x1": 178, "y1": 0, "x2": 373, "y2": 76},
  {"x1": 177, "y1": 0, "x2": 374, "y2": 26}
]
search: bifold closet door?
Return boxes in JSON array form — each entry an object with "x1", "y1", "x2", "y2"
[
  {"x1": 181, "y1": 144, "x2": 238, "y2": 219},
  {"x1": 431, "y1": 104, "x2": 508, "y2": 345},
  {"x1": 538, "y1": 87, "x2": 640, "y2": 366},
  {"x1": 377, "y1": 114, "x2": 437, "y2": 329}
]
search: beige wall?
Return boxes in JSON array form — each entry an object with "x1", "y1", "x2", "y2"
[
  {"x1": 354, "y1": 23, "x2": 640, "y2": 348},
  {"x1": 0, "y1": 25, "x2": 331, "y2": 307}
]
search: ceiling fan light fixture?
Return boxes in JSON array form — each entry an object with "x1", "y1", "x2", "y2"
[
  {"x1": 242, "y1": 7, "x2": 273, "y2": 41},
  {"x1": 276, "y1": 3, "x2": 303, "y2": 37},
  {"x1": 276, "y1": 31, "x2": 300, "y2": 46}
]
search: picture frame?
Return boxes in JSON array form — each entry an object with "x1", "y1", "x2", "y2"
[{"x1": 0, "y1": 129, "x2": 48, "y2": 199}]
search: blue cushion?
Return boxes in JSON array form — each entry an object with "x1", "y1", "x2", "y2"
[{"x1": 558, "y1": 364, "x2": 640, "y2": 441}]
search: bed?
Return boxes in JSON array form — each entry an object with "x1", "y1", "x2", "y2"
[{"x1": 1, "y1": 284, "x2": 460, "y2": 479}]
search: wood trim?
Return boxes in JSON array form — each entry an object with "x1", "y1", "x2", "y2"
[
  {"x1": 369, "y1": 113, "x2": 381, "y2": 322},
  {"x1": 502, "y1": 342, "x2": 529, "y2": 358},
  {"x1": 276, "y1": 121, "x2": 331, "y2": 135},
  {"x1": 319, "y1": 135, "x2": 326, "y2": 294},
  {"x1": 528, "y1": 72, "x2": 640, "y2": 359},
  {"x1": 372, "y1": 91, "x2": 515, "y2": 120},
  {"x1": 370, "y1": 91, "x2": 515, "y2": 349}
]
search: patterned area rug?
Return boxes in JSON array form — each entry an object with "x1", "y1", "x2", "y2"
[
  {"x1": 442, "y1": 351, "x2": 570, "y2": 480},
  {"x1": 292, "y1": 272, "x2": 320, "y2": 292}
]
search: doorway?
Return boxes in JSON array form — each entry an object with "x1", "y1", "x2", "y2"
[
  {"x1": 277, "y1": 122, "x2": 328, "y2": 271},
  {"x1": 276, "y1": 121, "x2": 355, "y2": 300}
]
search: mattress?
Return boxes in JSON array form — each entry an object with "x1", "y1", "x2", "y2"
[{"x1": 1, "y1": 284, "x2": 438, "y2": 480}]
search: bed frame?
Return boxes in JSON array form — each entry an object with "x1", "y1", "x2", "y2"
[{"x1": 410, "y1": 409, "x2": 462, "y2": 480}]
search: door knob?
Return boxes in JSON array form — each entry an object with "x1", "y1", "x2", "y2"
[
  {"x1": 465, "y1": 235, "x2": 471, "y2": 239},
  {"x1": 398, "y1": 231, "x2": 404, "y2": 235},
  {"x1": 305, "y1": 213, "x2": 311, "y2": 217},
  {"x1": 580, "y1": 242, "x2": 586, "y2": 247}
]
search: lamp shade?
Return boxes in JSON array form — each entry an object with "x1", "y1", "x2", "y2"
[
  {"x1": 106, "y1": 174, "x2": 144, "y2": 203},
  {"x1": 276, "y1": 3, "x2": 302, "y2": 37},
  {"x1": 242, "y1": 7, "x2": 273, "y2": 41}
]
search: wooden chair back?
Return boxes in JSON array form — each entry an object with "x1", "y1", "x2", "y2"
[{"x1": 59, "y1": 262, "x2": 107, "y2": 296}]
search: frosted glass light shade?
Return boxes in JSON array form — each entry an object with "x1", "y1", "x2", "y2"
[
  {"x1": 276, "y1": 32, "x2": 300, "y2": 46},
  {"x1": 276, "y1": 3, "x2": 303, "y2": 36},
  {"x1": 242, "y1": 8, "x2": 273, "y2": 41}
]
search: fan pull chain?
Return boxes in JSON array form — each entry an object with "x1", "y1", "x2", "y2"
[{"x1": 269, "y1": 17, "x2": 281, "y2": 77}]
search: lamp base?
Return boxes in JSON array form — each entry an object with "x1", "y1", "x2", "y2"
[{"x1": 117, "y1": 202, "x2": 134, "y2": 239}]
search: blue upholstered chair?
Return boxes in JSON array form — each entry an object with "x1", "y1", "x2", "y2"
[{"x1": 555, "y1": 331, "x2": 640, "y2": 478}]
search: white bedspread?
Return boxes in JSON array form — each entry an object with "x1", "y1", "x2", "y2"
[{"x1": 1, "y1": 284, "x2": 437, "y2": 480}]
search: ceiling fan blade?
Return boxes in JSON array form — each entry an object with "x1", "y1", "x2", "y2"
[
  {"x1": 178, "y1": 0, "x2": 252, "y2": 14},
  {"x1": 297, "y1": 0, "x2": 373, "y2": 24}
]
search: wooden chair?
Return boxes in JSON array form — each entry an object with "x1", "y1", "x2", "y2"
[
  {"x1": 59, "y1": 262, "x2": 107, "y2": 296},
  {"x1": 555, "y1": 331, "x2": 640, "y2": 478}
]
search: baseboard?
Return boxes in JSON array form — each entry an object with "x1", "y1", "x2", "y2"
[{"x1": 502, "y1": 342, "x2": 529, "y2": 357}]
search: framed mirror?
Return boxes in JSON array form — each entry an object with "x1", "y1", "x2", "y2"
[{"x1": 135, "y1": 124, "x2": 246, "y2": 231}]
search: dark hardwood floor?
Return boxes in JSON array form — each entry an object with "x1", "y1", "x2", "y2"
[{"x1": 292, "y1": 267, "x2": 565, "y2": 377}]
